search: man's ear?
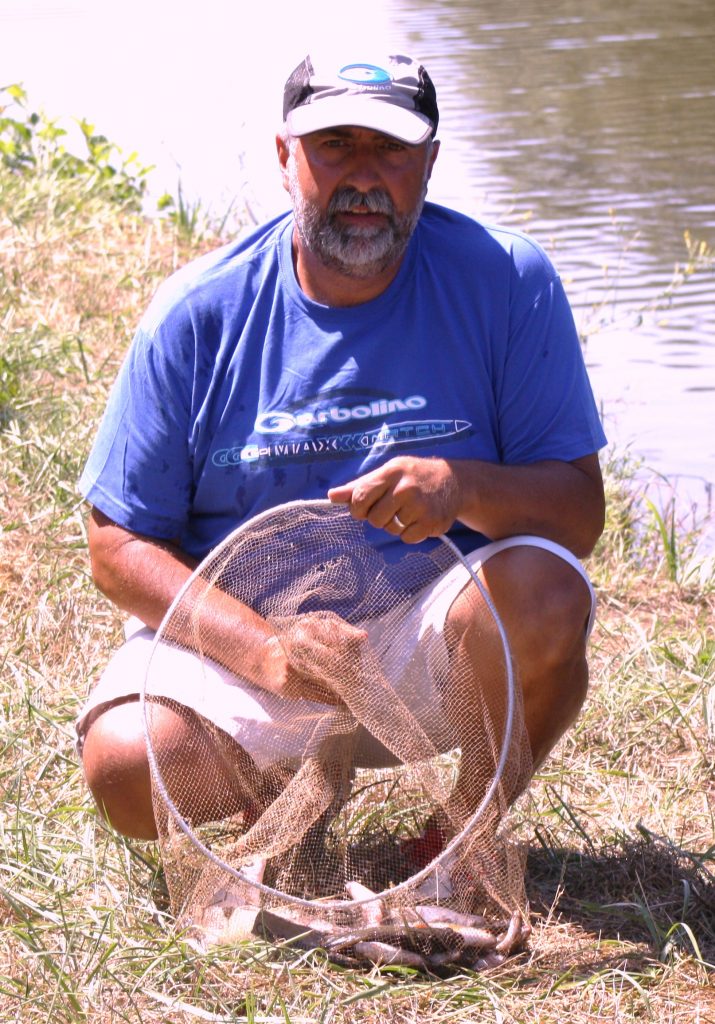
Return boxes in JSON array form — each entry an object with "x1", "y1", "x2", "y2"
[
  {"x1": 276, "y1": 134, "x2": 291, "y2": 194},
  {"x1": 427, "y1": 138, "x2": 440, "y2": 180}
]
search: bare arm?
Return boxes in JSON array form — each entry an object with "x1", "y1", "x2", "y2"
[
  {"x1": 88, "y1": 508, "x2": 198, "y2": 630},
  {"x1": 87, "y1": 508, "x2": 354, "y2": 702},
  {"x1": 327, "y1": 453, "x2": 605, "y2": 558}
]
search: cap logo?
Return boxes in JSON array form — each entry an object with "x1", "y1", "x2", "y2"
[{"x1": 337, "y1": 63, "x2": 393, "y2": 85}]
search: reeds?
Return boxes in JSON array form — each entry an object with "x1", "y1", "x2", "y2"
[{"x1": 1, "y1": 97, "x2": 713, "y2": 1023}]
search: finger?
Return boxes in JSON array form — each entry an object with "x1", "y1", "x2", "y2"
[
  {"x1": 346, "y1": 485, "x2": 406, "y2": 529},
  {"x1": 396, "y1": 526, "x2": 419, "y2": 544},
  {"x1": 327, "y1": 483, "x2": 354, "y2": 505},
  {"x1": 340, "y1": 471, "x2": 394, "y2": 521},
  {"x1": 327, "y1": 473, "x2": 386, "y2": 510},
  {"x1": 381, "y1": 511, "x2": 404, "y2": 536},
  {"x1": 396, "y1": 520, "x2": 435, "y2": 545}
]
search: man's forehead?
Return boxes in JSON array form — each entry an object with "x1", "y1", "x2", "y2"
[{"x1": 303, "y1": 125, "x2": 417, "y2": 145}]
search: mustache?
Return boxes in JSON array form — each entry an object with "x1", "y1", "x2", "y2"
[{"x1": 327, "y1": 187, "x2": 395, "y2": 217}]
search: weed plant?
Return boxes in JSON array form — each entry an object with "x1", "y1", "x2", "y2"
[{"x1": 1, "y1": 95, "x2": 713, "y2": 1023}]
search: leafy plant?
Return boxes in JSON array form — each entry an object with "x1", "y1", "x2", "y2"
[
  {"x1": 0, "y1": 83, "x2": 150, "y2": 211},
  {"x1": 157, "y1": 181, "x2": 205, "y2": 243},
  {"x1": 646, "y1": 498, "x2": 680, "y2": 583}
]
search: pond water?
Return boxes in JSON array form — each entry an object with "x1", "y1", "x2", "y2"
[
  {"x1": 4, "y1": 0, "x2": 714, "y2": 545},
  {"x1": 394, "y1": 0, "x2": 715, "y2": 547}
]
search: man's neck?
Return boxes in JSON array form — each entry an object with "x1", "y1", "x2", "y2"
[{"x1": 291, "y1": 231, "x2": 403, "y2": 307}]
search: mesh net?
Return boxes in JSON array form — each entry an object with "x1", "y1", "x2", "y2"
[{"x1": 143, "y1": 499, "x2": 533, "y2": 971}]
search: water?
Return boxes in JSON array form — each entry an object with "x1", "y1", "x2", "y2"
[
  {"x1": 395, "y1": 0, "x2": 715, "y2": 545},
  {"x1": 3, "y1": 0, "x2": 714, "y2": 543}
]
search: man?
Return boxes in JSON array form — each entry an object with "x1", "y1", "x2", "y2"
[{"x1": 76, "y1": 52, "x2": 606, "y2": 845}]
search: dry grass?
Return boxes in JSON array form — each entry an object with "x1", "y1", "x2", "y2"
[{"x1": 1, "y1": 144, "x2": 714, "y2": 1023}]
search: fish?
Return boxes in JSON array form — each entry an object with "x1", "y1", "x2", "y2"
[
  {"x1": 222, "y1": 905, "x2": 260, "y2": 943},
  {"x1": 326, "y1": 924, "x2": 430, "y2": 952},
  {"x1": 495, "y1": 910, "x2": 530, "y2": 955},
  {"x1": 240, "y1": 874, "x2": 530, "y2": 974},
  {"x1": 425, "y1": 948, "x2": 463, "y2": 968},
  {"x1": 442, "y1": 925, "x2": 497, "y2": 950},
  {"x1": 345, "y1": 880, "x2": 386, "y2": 925},
  {"x1": 472, "y1": 951, "x2": 506, "y2": 971},
  {"x1": 325, "y1": 920, "x2": 498, "y2": 957},
  {"x1": 351, "y1": 941, "x2": 427, "y2": 970},
  {"x1": 400, "y1": 903, "x2": 490, "y2": 929}
]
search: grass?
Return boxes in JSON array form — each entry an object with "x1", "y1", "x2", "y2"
[{"x1": 1, "y1": 105, "x2": 714, "y2": 1023}]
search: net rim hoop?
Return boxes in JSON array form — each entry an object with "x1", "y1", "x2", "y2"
[{"x1": 141, "y1": 498, "x2": 517, "y2": 912}]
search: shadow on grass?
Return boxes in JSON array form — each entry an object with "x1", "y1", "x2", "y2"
[{"x1": 524, "y1": 830, "x2": 715, "y2": 969}]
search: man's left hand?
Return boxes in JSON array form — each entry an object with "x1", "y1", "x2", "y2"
[{"x1": 328, "y1": 455, "x2": 459, "y2": 543}]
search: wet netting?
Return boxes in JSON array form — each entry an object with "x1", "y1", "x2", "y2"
[{"x1": 142, "y1": 499, "x2": 532, "y2": 971}]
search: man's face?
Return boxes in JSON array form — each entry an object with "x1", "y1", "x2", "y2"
[{"x1": 281, "y1": 126, "x2": 439, "y2": 279}]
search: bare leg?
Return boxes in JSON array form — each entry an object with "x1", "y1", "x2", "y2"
[
  {"x1": 81, "y1": 698, "x2": 259, "y2": 840},
  {"x1": 444, "y1": 545, "x2": 593, "y2": 817}
]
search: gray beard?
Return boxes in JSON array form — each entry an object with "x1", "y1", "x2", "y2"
[{"x1": 288, "y1": 176, "x2": 427, "y2": 279}]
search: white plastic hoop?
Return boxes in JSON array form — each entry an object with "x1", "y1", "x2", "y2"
[{"x1": 141, "y1": 499, "x2": 517, "y2": 911}]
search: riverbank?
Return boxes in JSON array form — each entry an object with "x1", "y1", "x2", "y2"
[{"x1": 1, "y1": 107, "x2": 713, "y2": 1023}]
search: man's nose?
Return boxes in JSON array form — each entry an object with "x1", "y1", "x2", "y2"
[{"x1": 341, "y1": 149, "x2": 383, "y2": 191}]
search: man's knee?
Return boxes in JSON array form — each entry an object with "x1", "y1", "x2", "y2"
[
  {"x1": 445, "y1": 544, "x2": 594, "y2": 774},
  {"x1": 82, "y1": 698, "x2": 260, "y2": 840},
  {"x1": 82, "y1": 699, "x2": 157, "y2": 840},
  {"x1": 481, "y1": 546, "x2": 593, "y2": 670}
]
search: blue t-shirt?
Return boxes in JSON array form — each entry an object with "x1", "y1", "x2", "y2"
[{"x1": 79, "y1": 202, "x2": 606, "y2": 560}]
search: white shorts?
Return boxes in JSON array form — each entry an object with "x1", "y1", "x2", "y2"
[{"x1": 75, "y1": 536, "x2": 596, "y2": 769}]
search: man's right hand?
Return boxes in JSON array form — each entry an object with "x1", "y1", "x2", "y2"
[
  {"x1": 88, "y1": 507, "x2": 363, "y2": 705},
  {"x1": 260, "y1": 612, "x2": 368, "y2": 705}
]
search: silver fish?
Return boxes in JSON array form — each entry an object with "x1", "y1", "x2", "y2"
[
  {"x1": 406, "y1": 919, "x2": 498, "y2": 951},
  {"x1": 472, "y1": 951, "x2": 506, "y2": 971},
  {"x1": 351, "y1": 941, "x2": 427, "y2": 970},
  {"x1": 407, "y1": 904, "x2": 490, "y2": 928},
  {"x1": 326, "y1": 924, "x2": 424, "y2": 952},
  {"x1": 345, "y1": 880, "x2": 386, "y2": 925},
  {"x1": 328, "y1": 920, "x2": 498, "y2": 955},
  {"x1": 495, "y1": 910, "x2": 524, "y2": 954},
  {"x1": 424, "y1": 948, "x2": 463, "y2": 968},
  {"x1": 447, "y1": 925, "x2": 498, "y2": 950}
]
